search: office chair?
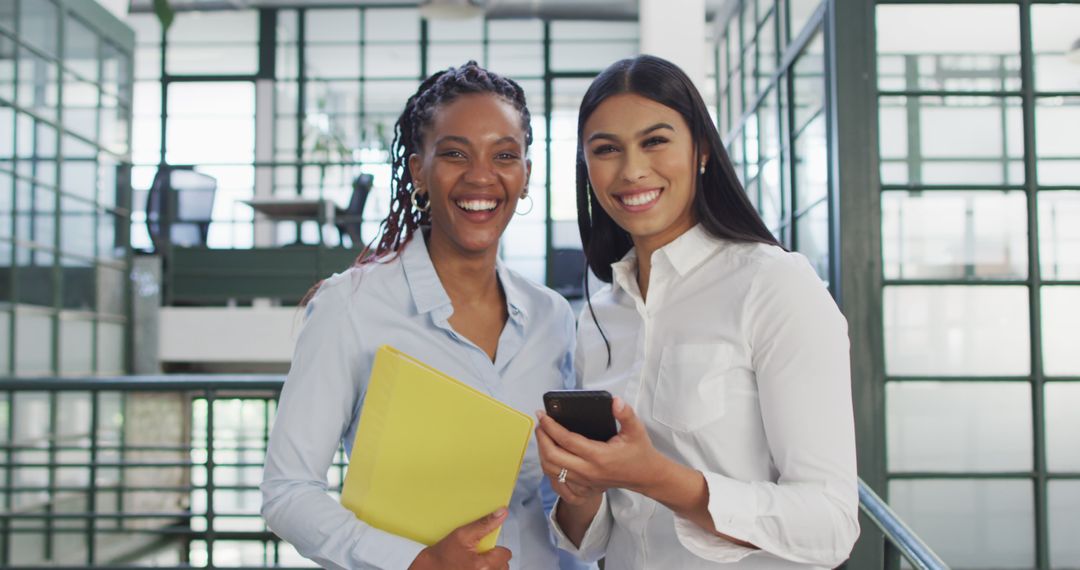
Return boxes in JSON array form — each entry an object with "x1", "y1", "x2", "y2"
[
  {"x1": 337, "y1": 173, "x2": 374, "y2": 248},
  {"x1": 146, "y1": 165, "x2": 218, "y2": 252},
  {"x1": 550, "y1": 248, "x2": 586, "y2": 299}
]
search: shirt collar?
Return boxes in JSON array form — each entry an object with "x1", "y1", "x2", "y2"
[
  {"x1": 401, "y1": 231, "x2": 452, "y2": 315},
  {"x1": 400, "y1": 231, "x2": 529, "y2": 324},
  {"x1": 496, "y1": 261, "x2": 530, "y2": 324},
  {"x1": 609, "y1": 224, "x2": 723, "y2": 296},
  {"x1": 610, "y1": 248, "x2": 640, "y2": 298},
  {"x1": 658, "y1": 224, "x2": 724, "y2": 276}
]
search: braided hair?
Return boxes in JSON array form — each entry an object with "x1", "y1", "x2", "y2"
[{"x1": 358, "y1": 61, "x2": 533, "y2": 264}]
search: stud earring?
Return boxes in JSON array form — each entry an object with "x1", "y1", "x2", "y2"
[{"x1": 699, "y1": 163, "x2": 707, "y2": 175}]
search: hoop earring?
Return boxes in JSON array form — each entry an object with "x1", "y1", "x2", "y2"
[
  {"x1": 515, "y1": 191, "x2": 534, "y2": 216},
  {"x1": 410, "y1": 186, "x2": 430, "y2": 213}
]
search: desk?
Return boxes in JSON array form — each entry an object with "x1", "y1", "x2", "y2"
[
  {"x1": 244, "y1": 197, "x2": 336, "y2": 223},
  {"x1": 243, "y1": 197, "x2": 338, "y2": 245}
]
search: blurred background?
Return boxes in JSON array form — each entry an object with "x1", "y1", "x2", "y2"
[{"x1": 0, "y1": 0, "x2": 1078, "y2": 567}]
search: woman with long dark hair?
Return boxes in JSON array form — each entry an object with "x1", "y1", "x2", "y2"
[
  {"x1": 262, "y1": 62, "x2": 583, "y2": 570},
  {"x1": 535, "y1": 55, "x2": 860, "y2": 568}
]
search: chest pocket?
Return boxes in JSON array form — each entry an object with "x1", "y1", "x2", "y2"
[{"x1": 653, "y1": 343, "x2": 734, "y2": 432}]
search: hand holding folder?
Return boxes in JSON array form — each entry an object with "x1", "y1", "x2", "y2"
[
  {"x1": 340, "y1": 346, "x2": 534, "y2": 553},
  {"x1": 408, "y1": 509, "x2": 514, "y2": 569}
]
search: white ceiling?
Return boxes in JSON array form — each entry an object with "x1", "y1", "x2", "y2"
[{"x1": 128, "y1": 0, "x2": 738, "y2": 21}]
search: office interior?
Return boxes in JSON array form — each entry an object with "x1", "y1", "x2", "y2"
[{"x1": 0, "y1": 0, "x2": 1078, "y2": 568}]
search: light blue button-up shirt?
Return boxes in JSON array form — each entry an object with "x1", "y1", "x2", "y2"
[{"x1": 262, "y1": 232, "x2": 589, "y2": 570}]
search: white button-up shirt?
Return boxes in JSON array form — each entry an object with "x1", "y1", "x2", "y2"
[
  {"x1": 262, "y1": 233, "x2": 593, "y2": 570},
  {"x1": 552, "y1": 225, "x2": 859, "y2": 568}
]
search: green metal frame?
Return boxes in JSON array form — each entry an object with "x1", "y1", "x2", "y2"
[
  {"x1": 0, "y1": 376, "x2": 304, "y2": 566},
  {"x1": 0, "y1": 0, "x2": 135, "y2": 378},
  {"x1": 873, "y1": 1, "x2": 1080, "y2": 568},
  {"x1": 829, "y1": 0, "x2": 889, "y2": 566},
  {"x1": 716, "y1": 0, "x2": 836, "y2": 287}
]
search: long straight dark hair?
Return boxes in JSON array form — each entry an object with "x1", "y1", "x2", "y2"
[
  {"x1": 576, "y1": 55, "x2": 780, "y2": 363},
  {"x1": 576, "y1": 54, "x2": 780, "y2": 283}
]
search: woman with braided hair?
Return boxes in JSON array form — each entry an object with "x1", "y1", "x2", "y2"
[{"x1": 262, "y1": 62, "x2": 584, "y2": 570}]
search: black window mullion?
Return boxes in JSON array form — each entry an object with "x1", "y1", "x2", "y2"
[
  {"x1": 5, "y1": 0, "x2": 20, "y2": 380},
  {"x1": 294, "y1": 8, "x2": 305, "y2": 204},
  {"x1": 91, "y1": 7, "x2": 105, "y2": 375},
  {"x1": 158, "y1": 12, "x2": 167, "y2": 166},
  {"x1": 1018, "y1": 2, "x2": 1049, "y2": 569},
  {"x1": 785, "y1": 68, "x2": 796, "y2": 250},
  {"x1": 258, "y1": 8, "x2": 276, "y2": 81},
  {"x1": 903, "y1": 57, "x2": 921, "y2": 187},
  {"x1": 542, "y1": 21, "x2": 552, "y2": 288},
  {"x1": 360, "y1": 8, "x2": 367, "y2": 170},
  {"x1": 50, "y1": 3, "x2": 63, "y2": 377}
]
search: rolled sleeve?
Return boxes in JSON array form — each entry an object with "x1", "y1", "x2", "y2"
[
  {"x1": 671, "y1": 472, "x2": 760, "y2": 563},
  {"x1": 548, "y1": 493, "x2": 614, "y2": 563}
]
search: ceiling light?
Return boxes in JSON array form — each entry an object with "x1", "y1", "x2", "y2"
[{"x1": 419, "y1": 0, "x2": 484, "y2": 20}]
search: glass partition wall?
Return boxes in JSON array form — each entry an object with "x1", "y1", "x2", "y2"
[
  {"x1": 0, "y1": 1, "x2": 134, "y2": 564},
  {"x1": 716, "y1": 0, "x2": 835, "y2": 287},
  {"x1": 128, "y1": 7, "x2": 645, "y2": 287},
  {"x1": 876, "y1": 2, "x2": 1080, "y2": 569},
  {"x1": 720, "y1": 1, "x2": 1080, "y2": 567},
  {"x1": 0, "y1": 0, "x2": 135, "y2": 377}
]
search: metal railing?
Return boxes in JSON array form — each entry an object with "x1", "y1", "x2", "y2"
[
  {"x1": 0, "y1": 375, "x2": 326, "y2": 568},
  {"x1": 859, "y1": 481, "x2": 949, "y2": 570},
  {"x1": 0, "y1": 375, "x2": 946, "y2": 568}
]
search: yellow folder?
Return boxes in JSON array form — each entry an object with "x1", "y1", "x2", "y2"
[{"x1": 340, "y1": 345, "x2": 534, "y2": 552}]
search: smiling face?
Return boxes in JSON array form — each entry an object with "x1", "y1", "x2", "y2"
[
  {"x1": 582, "y1": 93, "x2": 702, "y2": 253},
  {"x1": 409, "y1": 93, "x2": 531, "y2": 259}
]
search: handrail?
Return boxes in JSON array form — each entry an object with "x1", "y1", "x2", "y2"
[
  {"x1": 858, "y1": 479, "x2": 950, "y2": 570},
  {"x1": 0, "y1": 374, "x2": 286, "y2": 391},
  {"x1": 0, "y1": 375, "x2": 295, "y2": 567},
  {"x1": 1, "y1": 376, "x2": 948, "y2": 569}
]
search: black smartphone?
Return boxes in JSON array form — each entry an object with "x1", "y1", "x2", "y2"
[{"x1": 542, "y1": 390, "x2": 618, "y2": 442}]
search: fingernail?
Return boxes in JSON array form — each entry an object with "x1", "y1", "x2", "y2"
[
  {"x1": 494, "y1": 507, "x2": 508, "y2": 518},
  {"x1": 534, "y1": 410, "x2": 543, "y2": 420},
  {"x1": 613, "y1": 397, "x2": 625, "y2": 412}
]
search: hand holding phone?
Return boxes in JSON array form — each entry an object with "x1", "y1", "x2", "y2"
[{"x1": 542, "y1": 390, "x2": 618, "y2": 442}]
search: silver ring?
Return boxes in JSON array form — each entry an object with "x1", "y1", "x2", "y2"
[{"x1": 557, "y1": 468, "x2": 568, "y2": 484}]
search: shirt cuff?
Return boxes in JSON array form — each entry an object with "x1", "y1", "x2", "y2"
[
  {"x1": 349, "y1": 525, "x2": 427, "y2": 570},
  {"x1": 672, "y1": 471, "x2": 760, "y2": 564},
  {"x1": 548, "y1": 493, "x2": 613, "y2": 563}
]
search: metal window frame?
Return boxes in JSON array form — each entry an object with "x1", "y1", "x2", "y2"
[
  {"x1": 0, "y1": 0, "x2": 134, "y2": 385},
  {"x1": 144, "y1": 5, "x2": 645, "y2": 290},
  {"x1": 0, "y1": 377, "x2": 292, "y2": 566},
  {"x1": 872, "y1": 1, "x2": 1080, "y2": 568}
]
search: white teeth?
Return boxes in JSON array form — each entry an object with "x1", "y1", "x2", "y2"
[
  {"x1": 620, "y1": 190, "x2": 661, "y2": 207},
  {"x1": 456, "y1": 199, "x2": 498, "y2": 212}
]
